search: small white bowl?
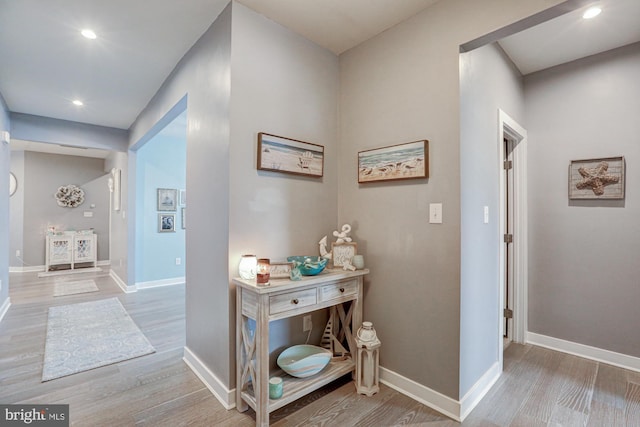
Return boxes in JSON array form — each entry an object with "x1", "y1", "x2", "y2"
[{"x1": 277, "y1": 345, "x2": 332, "y2": 378}]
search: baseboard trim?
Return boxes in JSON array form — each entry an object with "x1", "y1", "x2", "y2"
[
  {"x1": 183, "y1": 346, "x2": 235, "y2": 410},
  {"x1": 10, "y1": 261, "x2": 110, "y2": 273},
  {"x1": 459, "y1": 362, "x2": 501, "y2": 420},
  {"x1": 0, "y1": 297, "x2": 11, "y2": 323},
  {"x1": 9, "y1": 265, "x2": 44, "y2": 273},
  {"x1": 136, "y1": 276, "x2": 185, "y2": 290},
  {"x1": 379, "y1": 366, "x2": 461, "y2": 421},
  {"x1": 526, "y1": 332, "x2": 640, "y2": 373},
  {"x1": 109, "y1": 270, "x2": 136, "y2": 293}
]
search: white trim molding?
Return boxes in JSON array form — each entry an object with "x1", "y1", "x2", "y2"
[
  {"x1": 9, "y1": 265, "x2": 45, "y2": 273},
  {"x1": 183, "y1": 347, "x2": 235, "y2": 409},
  {"x1": 498, "y1": 109, "x2": 528, "y2": 369},
  {"x1": 0, "y1": 297, "x2": 11, "y2": 323},
  {"x1": 526, "y1": 332, "x2": 640, "y2": 373},
  {"x1": 109, "y1": 270, "x2": 136, "y2": 293},
  {"x1": 136, "y1": 276, "x2": 185, "y2": 290},
  {"x1": 380, "y1": 366, "x2": 460, "y2": 421},
  {"x1": 460, "y1": 362, "x2": 501, "y2": 420}
]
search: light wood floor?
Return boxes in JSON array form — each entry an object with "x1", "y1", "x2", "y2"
[{"x1": 2, "y1": 270, "x2": 639, "y2": 426}]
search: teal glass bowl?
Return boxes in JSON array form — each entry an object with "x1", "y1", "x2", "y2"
[
  {"x1": 277, "y1": 345, "x2": 332, "y2": 378},
  {"x1": 286, "y1": 256, "x2": 328, "y2": 276}
]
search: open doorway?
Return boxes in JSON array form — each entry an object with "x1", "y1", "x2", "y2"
[{"x1": 498, "y1": 110, "x2": 527, "y2": 355}]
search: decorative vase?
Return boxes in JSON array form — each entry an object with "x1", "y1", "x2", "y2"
[{"x1": 352, "y1": 255, "x2": 365, "y2": 270}]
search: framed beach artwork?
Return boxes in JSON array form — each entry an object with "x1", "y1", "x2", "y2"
[
  {"x1": 358, "y1": 140, "x2": 429, "y2": 183},
  {"x1": 179, "y1": 189, "x2": 186, "y2": 206},
  {"x1": 181, "y1": 207, "x2": 186, "y2": 229},
  {"x1": 158, "y1": 213, "x2": 176, "y2": 232},
  {"x1": 569, "y1": 156, "x2": 625, "y2": 200},
  {"x1": 257, "y1": 132, "x2": 324, "y2": 178},
  {"x1": 157, "y1": 188, "x2": 177, "y2": 211}
]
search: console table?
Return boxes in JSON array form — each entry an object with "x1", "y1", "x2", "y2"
[
  {"x1": 44, "y1": 231, "x2": 97, "y2": 272},
  {"x1": 234, "y1": 268, "x2": 369, "y2": 427}
]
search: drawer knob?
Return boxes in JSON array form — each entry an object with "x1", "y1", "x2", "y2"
[
  {"x1": 292, "y1": 298, "x2": 299, "y2": 305},
  {"x1": 339, "y1": 287, "x2": 345, "y2": 293}
]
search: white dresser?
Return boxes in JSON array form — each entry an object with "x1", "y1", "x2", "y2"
[{"x1": 45, "y1": 231, "x2": 97, "y2": 272}]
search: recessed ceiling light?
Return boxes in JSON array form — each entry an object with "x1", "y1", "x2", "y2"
[
  {"x1": 583, "y1": 6, "x2": 602, "y2": 19},
  {"x1": 81, "y1": 29, "x2": 97, "y2": 39},
  {"x1": 72, "y1": 100, "x2": 84, "y2": 106}
]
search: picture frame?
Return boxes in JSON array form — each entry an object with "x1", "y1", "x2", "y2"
[
  {"x1": 179, "y1": 189, "x2": 186, "y2": 206},
  {"x1": 269, "y1": 262, "x2": 294, "y2": 279},
  {"x1": 257, "y1": 132, "x2": 324, "y2": 178},
  {"x1": 158, "y1": 213, "x2": 176, "y2": 232},
  {"x1": 157, "y1": 188, "x2": 177, "y2": 211},
  {"x1": 181, "y1": 207, "x2": 186, "y2": 229},
  {"x1": 358, "y1": 140, "x2": 429, "y2": 183},
  {"x1": 569, "y1": 156, "x2": 625, "y2": 200},
  {"x1": 331, "y1": 242, "x2": 357, "y2": 268}
]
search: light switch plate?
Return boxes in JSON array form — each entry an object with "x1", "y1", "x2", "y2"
[
  {"x1": 484, "y1": 206, "x2": 489, "y2": 224},
  {"x1": 429, "y1": 203, "x2": 443, "y2": 224}
]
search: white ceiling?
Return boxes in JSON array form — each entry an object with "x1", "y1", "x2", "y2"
[
  {"x1": 1, "y1": 0, "x2": 639, "y2": 139},
  {"x1": 499, "y1": 0, "x2": 640, "y2": 75}
]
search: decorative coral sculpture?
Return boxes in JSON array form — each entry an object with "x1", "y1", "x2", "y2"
[{"x1": 55, "y1": 184, "x2": 85, "y2": 208}]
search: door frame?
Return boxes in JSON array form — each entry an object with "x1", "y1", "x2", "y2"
[{"x1": 498, "y1": 109, "x2": 528, "y2": 360}]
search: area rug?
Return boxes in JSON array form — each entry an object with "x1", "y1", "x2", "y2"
[
  {"x1": 53, "y1": 279, "x2": 99, "y2": 297},
  {"x1": 42, "y1": 297, "x2": 155, "y2": 381}
]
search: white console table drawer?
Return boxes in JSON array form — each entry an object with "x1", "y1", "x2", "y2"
[
  {"x1": 270, "y1": 289, "x2": 317, "y2": 315},
  {"x1": 318, "y1": 279, "x2": 358, "y2": 302}
]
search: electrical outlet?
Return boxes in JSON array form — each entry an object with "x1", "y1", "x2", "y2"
[
  {"x1": 303, "y1": 315, "x2": 312, "y2": 332},
  {"x1": 175, "y1": 258, "x2": 181, "y2": 265}
]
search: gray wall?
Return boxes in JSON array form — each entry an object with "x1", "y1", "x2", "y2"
[
  {"x1": 526, "y1": 42, "x2": 640, "y2": 357},
  {"x1": 338, "y1": 0, "x2": 562, "y2": 400},
  {"x1": 10, "y1": 113, "x2": 128, "y2": 152},
  {"x1": 459, "y1": 43, "x2": 524, "y2": 395},
  {"x1": 229, "y1": 2, "x2": 339, "y2": 370},
  {"x1": 0, "y1": 93, "x2": 10, "y2": 306},
  {"x1": 9, "y1": 151, "x2": 25, "y2": 268},
  {"x1": 18, "y1": 152, "x2": 110, "y2": 266},
  {"x1": 128, "y1": 4, "x2": 233, "y2": 385}
]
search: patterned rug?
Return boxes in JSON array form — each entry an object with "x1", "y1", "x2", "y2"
[
  {"x1": 42, "y1": 297, "x2": 155, "y2": 381},
  {"x1": 53, "y1": 279, "x2": 99, "y2": 297}
]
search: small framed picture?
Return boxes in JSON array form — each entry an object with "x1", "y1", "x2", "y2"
[
  {"x1": 179, "y1": 189, "x2": 186, "y2": 206},
  {"x1": 269, "y1": 262, "x2": 294, "y2": 279},
  {"x1": 181, "y1": 207, "x2": 186, "y2": 229},
  {"x1": 158, "y1": 213, "x2": 176, "y2": 232},
  {"x1": 157, "y1": 188, "x2": 178, "y2": 211},
  {"x1": 331, "y1": 242, "x2": 357, "y2": 268}
]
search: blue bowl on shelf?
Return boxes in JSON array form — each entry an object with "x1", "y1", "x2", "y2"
[
  {"x1": 277, "y1": 345, "x2": 332, "y2": 378},
  {"x1": 286, "y1": 256, "x2": 328, "y2": 276}
]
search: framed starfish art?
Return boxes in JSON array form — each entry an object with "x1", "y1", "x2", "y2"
[{"x1": 569, "y1": 156, "x2": 625, "y2": 199}]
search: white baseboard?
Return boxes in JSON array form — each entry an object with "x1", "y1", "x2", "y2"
[
  {"x1": 136, "y1": 276, "x2": 185, "y2": 290},
  {"x1": 109, "y1": 270, "x2": 136, "y2": 293},
  {"x1": 9, "y1": 265, "x2": 44, "y2": 273},
  {"x1": 379, "y1": 366, "x2": 461, "y2": 421},
  {"x1": 183, "y1": 346, "x2": 235, "y2": 409},
  {"x1": 10, "y1": 260, "x2": 110, "y2": 273},
  {"x1": 460, "y1": 362, "x2": 500, "y2": 420},
  {"x1": 380, "y1": 362, "x2": 501, "y2": 422},
  {"x1": 526, "y1": 332, "x2": 640, "y2": 373},
  {"x1": 0, "y1": 297, "x2": 11, "y2": 323}
]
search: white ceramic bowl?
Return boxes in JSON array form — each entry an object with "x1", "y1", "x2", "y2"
[{"x1": 276, "y1": 345, "x2": 332, "y2": 378}]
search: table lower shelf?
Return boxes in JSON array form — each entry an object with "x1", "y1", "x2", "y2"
[{"x1": 241, "y1": 357, "x2": 355, "y2": 413}]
